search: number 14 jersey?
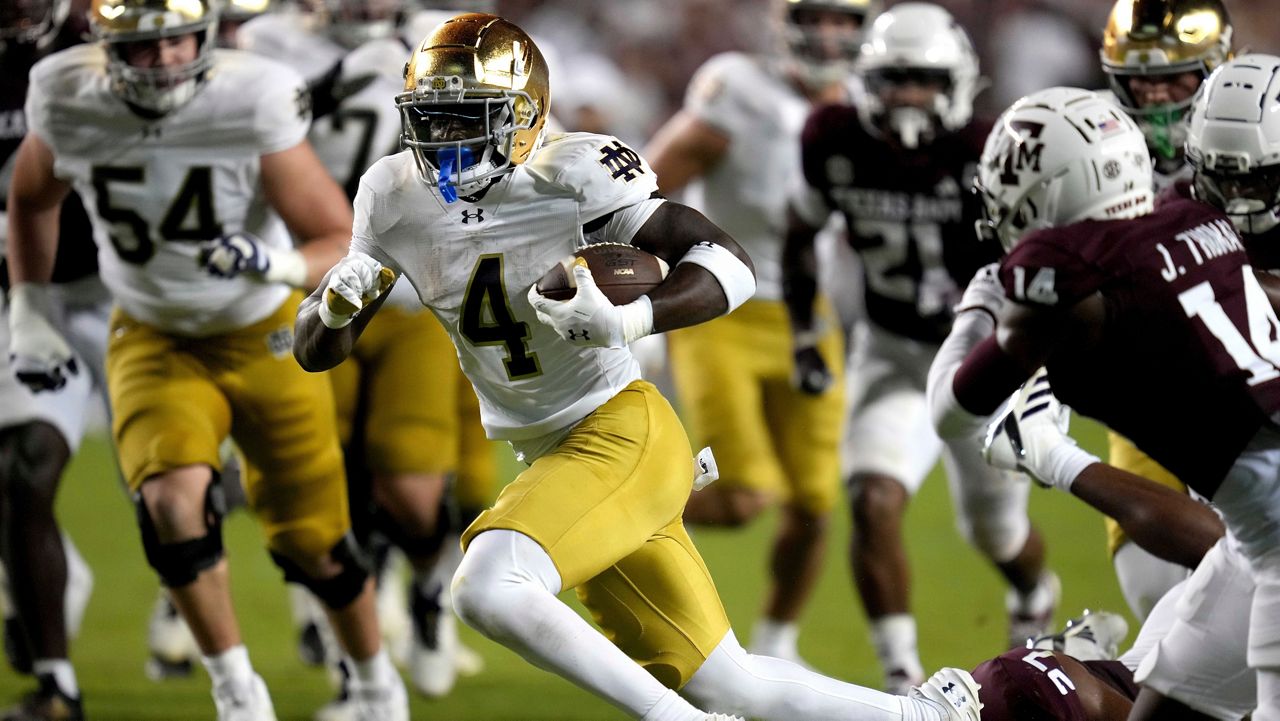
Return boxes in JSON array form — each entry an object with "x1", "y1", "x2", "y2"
[{"x1": 1000, "y1": 197, "x2": 1280, "y2": 498}]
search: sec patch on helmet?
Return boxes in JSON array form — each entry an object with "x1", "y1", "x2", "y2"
[{"x1": 535, "y1": 243, "x2": 669, "y2": 305}]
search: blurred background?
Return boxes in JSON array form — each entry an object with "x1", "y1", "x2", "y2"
[{"x1": 495, "y1": 0, "x2": 1280, "y2": 145}]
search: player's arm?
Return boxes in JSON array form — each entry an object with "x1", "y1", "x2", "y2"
[
  {"x1": 293, "y1": 255, "x2": 394, "y2": 372},
  {"x1": 260, "y1": 139, "x2": 353, "y2": 288},
  {"x1": 631, "y1": 201, "x2": 754, "y2": 332},
  {"x1": 643, "y1": 112, "x2": 729, "y2": 195},
  {"x1": 781, "y1": 206, "x2": 823, "y2": 338},
  {"x1": 6, "y1": 132, "x2": 68, "y2": 284},
  {"x1": 5, "y1": 132, "x2": 78, "y2": 390}
]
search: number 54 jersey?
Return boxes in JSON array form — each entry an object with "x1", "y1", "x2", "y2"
[
  {"x1": 350, "y1": 132, "x2": 660, "y2": 442},
  {"x1": 999, "y1": 196, "x2": 1280, "y2": 498},
  {"x1": 25, "y1": 45, "x2": 310, "y2": 336}
]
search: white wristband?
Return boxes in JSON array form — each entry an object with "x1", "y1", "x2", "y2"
[
  {"x1": 317, "y1": 300, "x2": 354, "y2": 330},
  {"x1": 620, "y1": 295, "x2": 654, "y2": 345},
  {"x1": 263, "y1": 247, "x2": 308, "y2": 288},
  {"x1": 1043, "y1": 444, "x2": 1099, "y2": 492},
  {"x1": 677, "y1": 241, "x2": 756, "y2": 313}
]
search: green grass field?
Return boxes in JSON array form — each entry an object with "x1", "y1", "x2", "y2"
[{"x1": 1, "y1": 419, "x2": 1132, "y2": 720}]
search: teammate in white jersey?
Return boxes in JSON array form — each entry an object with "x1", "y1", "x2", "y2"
[
  {"x1": 240, "y1": 1, "x2": 493, "y2": 700},
  {"x1": 296, "y1": 13, "x2": 983, "y2": 721},
  {"x1": 644, "y1": 0, "x2": 873, "y2": 665},
  {"x1": 4, "y1": 1, "x2": 409, "y2": 719}
]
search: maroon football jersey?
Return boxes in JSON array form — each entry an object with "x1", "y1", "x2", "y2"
[
  {"x1": 973, "y1": 649, "x2": 1138, "y2": 721},
  {"x1": 799, "y1": 104, "x2": 1001, "y2": 343},
  {"x1": 1000, "y1": 197, "x2": 1280, "y2": 497}
]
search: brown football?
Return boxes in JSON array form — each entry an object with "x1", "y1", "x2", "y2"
[{"x1": 535, "y1": 243, "x2": 669, "y2": 305}]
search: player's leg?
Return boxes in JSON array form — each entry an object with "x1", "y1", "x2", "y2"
[
  {"x1": 357, "y1": 309, "x2": 461, "y2": 697},
  {"x1": 940, "y1": 441, "x2": 1058, "y2": 647},
  {"x1": 452, "y1": 381, "x2": 720, "y2": 720},
  {"x1": 842, "y1": 323, "x2": 940, "y2": 693},
  {"x1": 0, "y1": 295, "x2": 98, "y2": 718},
  {"x1": 755, "y1": 299, "x2": 844, "y2": 663},
  {"x1": 668, "y1": 309, "x2": 781, "y2": 529},
  {"x1": 576, "y1": 515, "x2": 977, "y2": 721},
  {"x1": 1209, "y1": 429, "x2": 1280, "y2": 721},
  {"x1": 227, "y1": 298, "x2": 405, "y2": 721}
]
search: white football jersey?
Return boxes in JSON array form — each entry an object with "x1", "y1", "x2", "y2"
[
  {"x1": 351, "y1": 133, "x2": 661, "y2": 440},
  {"x1": 241, "y1": 12, "x2": 419, "y2": 310},
  {"x1": 26, "y1": 45, "x2": 308, "y2": 336},
  {"x1": 681, "y1": 52, "x2": 812, "y2": 302}
]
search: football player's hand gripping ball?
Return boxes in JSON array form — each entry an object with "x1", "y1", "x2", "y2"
[{"x1": 527, "y1": 258, "x2": 653, "y2": 348}]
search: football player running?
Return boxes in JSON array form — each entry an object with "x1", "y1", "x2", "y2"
[
  {"x1": 784, "y1": 2, "x2": 1057, "y2": 692},
  {"x1": 940, "y1": 84, "x2": 1280, "y2": 721},
  {"x1": 4, "y1": 1, "x2": 409, "y2": 719},
  {"x1": 296, "y1": 12, "x2": 983, "y2": 721},
  {"x1": 238, "y1": 0, "x2": 493, "y2": 700},
  {"x1": 643, "y1": 0, "x2": 873, "y2": 666},
  {"x1": 0, "y1": 2, "x2": 100, "y2": 718},
  {"x1": 1094, "y1": 0, "x2": 1235, "y2": 621}
]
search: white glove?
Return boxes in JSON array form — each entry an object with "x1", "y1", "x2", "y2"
[
  {"x1": 526, "y1": 258, "x2": 653, "y2": 348},
  {"x1": 954, "y1": 262, "x2": 1005, "y2": 321},
  {"x1": 909, "y1": 668, "x2": 983, "y2": 721},
  {"x1": 197, "y1": 231, "x2": 307, "y2": 287},
  {"x1": 7, "y1": 283, "x2": 78, "y2": 393},
  {"x1": 318, "y1": 252, "x2": 397, "y2": 329},
  {"x1": 982, "y1": 369, "x2": 1099, "y2": 491}
]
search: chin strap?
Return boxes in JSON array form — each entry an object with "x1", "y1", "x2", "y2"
[{"x1": 437, "y1": 146, "x2": 475, "y2": 203}]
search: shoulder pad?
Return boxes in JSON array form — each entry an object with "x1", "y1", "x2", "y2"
[{"x1": 526, "y1": 132, "x2": 659, "y2": 224}]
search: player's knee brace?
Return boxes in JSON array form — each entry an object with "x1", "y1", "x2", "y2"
[
  {"x1": 269, "y1": 533, "x2": 371, "y2": 611},
  {"x1": 135, "y1": 480, "x2": 226, "y2": 588}
]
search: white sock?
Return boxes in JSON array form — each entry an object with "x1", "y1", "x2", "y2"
[
  {"x1": 749, "y1": 618, "x2": 799, "y2": 658},
  {"x1": 353, "y1": 648, "x2": 396, "y2": 685},
  {"x1": 202, "y1": 645, "x2": 253, "y2": 687},
  {"x1": 453, "y1": 530, "x2": 702, "y2": 720},
  {"x1": 33, "y1": 659, "x2": 79, "y2": 698},
  {"x1": 871, "y1": 614, "x2": 923, "y2": 680},
  {"x1": 684, "y1": 631, "x2": 910, "y2": 720}
]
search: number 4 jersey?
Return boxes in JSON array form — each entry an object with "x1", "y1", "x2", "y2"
[
  {"x1": 1000, "y1": 196, "x2": 1280, "y2": 498},
  {"x1": 25, "y1": 45, "x2": 309, "y2": 336}
]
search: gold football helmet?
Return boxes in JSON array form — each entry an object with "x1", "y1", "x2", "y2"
[
  {"x1": 1101, "y1": 0, "x2": 1232, "y2": 166},
  {"x1": 89, "y1": 0, "x2": 219, "y2": 114},
  {"x1": 398, "y1": 13, "x2": 549, "y2": 200},
  {"x1": 783, "y1": 0, "x2": 879, "y2": 88}
]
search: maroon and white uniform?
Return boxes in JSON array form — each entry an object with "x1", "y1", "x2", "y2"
[
  {"x1": 973, "y1": 649, "x2": 1138, "y2": 721},
  {"x1": 975, "y1": 197, "x2": 1280, "y2": 719},
  {"x1": 790, "y1": 105, "x2": 1029, "y2": 560},
  {"x1": 998, "y1": 197, "x2": 1280, "y2": 497}
]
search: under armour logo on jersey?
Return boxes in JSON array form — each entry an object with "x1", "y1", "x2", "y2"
[
  {"x1": 598, "y1": 141, "x2": 644, "y2": 182},
  {"x1": 461, "y1": 208, "x2": 486, "y2": 224},
  {"x1": 567, "y1": 328, "x2": 591, "y2": 341},
  {"x1": 294, "y1": 86, "x2": 312, "y2": 122},
  {"x1": 141, "y1": 124, "x2": 163, "y2": 139}
]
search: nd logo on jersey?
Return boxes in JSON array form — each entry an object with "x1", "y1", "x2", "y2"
[{"x1": 598, "y1": 140, "x2": 644, "y2": 182}]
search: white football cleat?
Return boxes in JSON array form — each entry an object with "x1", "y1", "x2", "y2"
[
  {"x1": 1031, "y1": 609, "x2": 1129, "y2": 662},
  {"x1": 409, "y1": 581, "x2": 457, "y2": 697},
  {"x1": 352, "y1": 671, "x2": 409, "y2": 721},
  {"x1": 909, "y1": 667, "x2": 983, "y2": 721},
  {"x1": 146, "y1": 591, "x2": 199, "y2": 680},
  {"x1": 212, "y1": 672, "x2": 277, "y2": 721}
]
